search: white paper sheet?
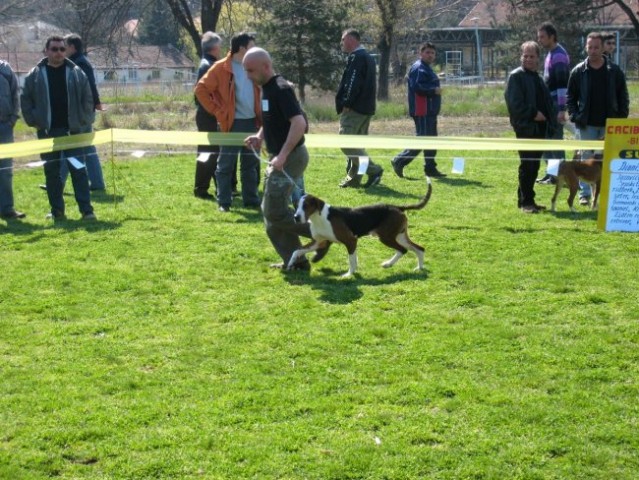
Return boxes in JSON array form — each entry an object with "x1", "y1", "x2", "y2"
[
  {"x1": 452, "y1": 157, "x2": 465, "y2": 174},
  {"x1": 546, "y1": 159, "x2": 561, "y2": 176},
  {"x1": 66, "y1": 157, "x2": 85, "y2": 170},
  {"x1": 357, "y1": 156, "x2": 370, "y2": 175},
  {"x1": 25, "y1": 160, "x2": 46, "y2": 168}
]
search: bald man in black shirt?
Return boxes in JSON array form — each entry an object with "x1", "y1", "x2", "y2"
[{"x1": 243, "y1": 47, "x2": 322, "y2": 271}]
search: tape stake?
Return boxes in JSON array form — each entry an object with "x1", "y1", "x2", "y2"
[
  {"x1": 452, "y1": 157, "x2": 465, "y2": 174},
  {"x1": 25, "y1": 160, "x2": 46, "y2": 168},
  {"x1": 67, "y1": 156, "x2": 85, "y2": 170},
  {"x1": 357, "y1": 156, "x2": 370, "y2": 175},
  {"x1": 546, "y1": 159, "x2": 561, "y2": 176}
]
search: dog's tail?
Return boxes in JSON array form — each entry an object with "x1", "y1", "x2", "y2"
[{"x1": 399, "y1": 177, "x2": 433, "y2": 212}]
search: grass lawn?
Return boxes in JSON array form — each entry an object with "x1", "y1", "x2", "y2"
[{"x1": 1, "y1": 145, "x2": 638, "y2": 479}]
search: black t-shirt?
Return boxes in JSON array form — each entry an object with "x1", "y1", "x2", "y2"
[
  {"x1": 261, "y1": 75, "x2": 304, "y2": 155},
  {"x1": 588, "y1": 65, "x2": 607, "y2": 127},
  {"x1": 46, "y1": 64, "x2": 69, "y2": 130}
]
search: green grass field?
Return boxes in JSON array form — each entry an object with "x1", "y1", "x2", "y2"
[{"x1": 2, "y1": 144, "x2": 638, "y2": 479}]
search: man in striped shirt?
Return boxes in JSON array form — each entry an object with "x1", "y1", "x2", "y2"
[{"x1": 536, "y1": 22, "x2": 570, "y2": 185}]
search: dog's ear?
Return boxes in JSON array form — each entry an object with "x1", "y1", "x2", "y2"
[{"x1": 304, "y1": 195, "x2": 323, "y2": 215}]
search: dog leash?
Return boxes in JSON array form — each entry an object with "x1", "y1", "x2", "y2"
[{"x1": 250, "y1": 145, "x2": 302, "y2": 192}]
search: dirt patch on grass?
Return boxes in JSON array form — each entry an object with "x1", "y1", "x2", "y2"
[{"x1": 310, "y1": 116, "x2": 512, "y2": 138}]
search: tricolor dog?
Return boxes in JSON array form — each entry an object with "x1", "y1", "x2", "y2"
[
  {"x1": 550, "y1": 152, "x2": 602, "y2": 212},
  {"x1": 289, "y1": 179, "x2": 432, "y2": 277}
]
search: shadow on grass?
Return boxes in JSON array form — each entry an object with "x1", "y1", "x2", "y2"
[
  {"x1": 283, "y1": 267, "x2": 429, "y2": 304},
  {"x1": 401, "y1": 175, "x2": 486, "y2": 188},
  {"x1": 1, "y1": 217, "x2": 122, "y2": 238},
  {"x1": 90, "y1": 191, "x2": 126, "y2": 204},
  {"x1": 501, "y1": 210, "x2": 599, "y2": 233},
  {"x1": 47, "y1": 219, "x2": 123, "y2": 233},
  {"x1": 323, "y1": 183, "x2": 427, "y2": 201},
  {"x1": 0, "y1": 219, "x2": 49, "y2": 240},
  {"x1": 550, "y1": 210, "x2": 599, "y2": 221}
]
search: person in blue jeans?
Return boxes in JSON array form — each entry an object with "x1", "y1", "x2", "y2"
[
  {"x1": 21, "y1": 35, "x2": 96, "y2": 220},
  {"x1": 391, "y1": 42, "x2": 446, "y2": 178},
  {"x1": 59, "y1": 34, "x2": 105, "y2": 191},
  {"x1": 536, "y1": 22, "x2": 570, "y2": 185},
  {"x1": 566, "y1": 32, "x2": 628, "y2": 205},
  {"x1": 195, "y1": 33, "x2": 261, "y2": 212},
  {"x1": 0, "y1": 59, "x2": 26, "y2": 220}
]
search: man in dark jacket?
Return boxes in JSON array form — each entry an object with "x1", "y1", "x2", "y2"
[
  {"x1": 0, "y1": 59, "x2": 26, "y2": 220},
  {"x1": 193, "y1": 31, "x2": 225, "y2": 200},
  {"x1": 335, "y1": 29, "x2": 383, "y2": 188},
  {"x1": 62, "y1": 34, "x2": 105, "y2": 191},
  {"x1": 567, "y1": 31, "x2": 628, "y2": 204},
  {"x1": 21, "y1": 35, "x2": 96, "y2": 220},
  {"x1": 505, "y1": 41, "x2": 557, "y2": 214},
  {"x1": 391, "y1": 42, "x2": 445, "y2": 178}
]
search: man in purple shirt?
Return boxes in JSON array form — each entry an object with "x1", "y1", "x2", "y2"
[{"x1": 536, "y1": 22, "x2": 570, "y2": 185}]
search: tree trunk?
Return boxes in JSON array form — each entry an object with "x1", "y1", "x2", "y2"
[
  {"x1": 201, "y1": 0, "x2": 223, "y2": 34},
  {"x1": 164, "y1": 0, "x2": 224, "y2": 58},
  {"x1": 377, "y1": 26, "x2": 393, "y2": 101}
]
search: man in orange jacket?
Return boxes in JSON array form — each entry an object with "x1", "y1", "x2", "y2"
[{"x1": 195, "y1": 32, "x2": 262, "y2": 212}]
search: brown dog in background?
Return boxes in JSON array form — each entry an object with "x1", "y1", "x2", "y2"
[{"x1": 550, "y1": 152, "x2": 602, "y2": 212}]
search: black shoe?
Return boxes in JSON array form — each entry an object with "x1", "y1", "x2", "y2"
[
  {"x1": 270, "y1": 261, "x2": 311, "y2": 272},
  {"x1": 339, "y1": 176, "x2": 362, "y2": 188},
  {"x1": 521, "y1": 205, "x2": 539, "y2": 214},
  {"x1": 46, "y1": 212, "x2": 67, "y2": 221},
  {"x1": 364, "y1": 169, "x2": 383, "y2": 188},
  {"x1": 1, "y1": 210, "x2": 26, "y2": 220},
  {"x1": 194, "y1": 190, "x2": 215, "y2": 200},
  {"x1": 425, "y1": 169, "x2": 446, "y2": 178},
  {"x1": 218, "y1": 206, "x2": 230, "y2": 213},
  {"x1": 81, "y1": 212, "x2": 97, "y2": 221},
  {"x1": 311, "y1": 241, "x2": 332, "y2": 263},
  {"x1": 391, "y1": 160, "x2": 404, "y2": 178}
]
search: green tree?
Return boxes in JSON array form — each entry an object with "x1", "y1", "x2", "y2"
[
  {"x1": 498, "y1": 0, "x2": 599, "y2": 71},
  {"x1": 47, "y1": 0, "x2": 138, "y2": 49},
  {"x1": 139, "y1": 0, "x2": 181, "y2": 47},
  {"x1": 252, "y1": 0, "x2": 348, "y2": 102},
  {"x1": 370, "y1": 0, "x2": 467, "y2": 99},
  {"x1": 511, "y1": 0, "x2": 639, "y2": 38},
  {"x1": 163, "y1": 0, "x2": 225, "y2": 57}
]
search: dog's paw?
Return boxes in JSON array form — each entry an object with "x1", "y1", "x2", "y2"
[
  {"x1": 381, "y1": 261, "x2": 393, "y2": 268},
  {"x1": 340, "y1": 271, "x2": 354, "y2": 279}
]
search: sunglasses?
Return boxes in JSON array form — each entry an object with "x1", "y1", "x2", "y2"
[{"x1": 48, "y1": 46, "x2": 66, "y2": 52}]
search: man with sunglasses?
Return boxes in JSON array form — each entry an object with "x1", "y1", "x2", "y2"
[{"x1": 21, "y1": 35, "x2": 96, "y2": 221}]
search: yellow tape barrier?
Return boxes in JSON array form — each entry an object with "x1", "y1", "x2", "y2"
[{"x1": 1, "y1": 128, "x2": 604, "y2": 159}]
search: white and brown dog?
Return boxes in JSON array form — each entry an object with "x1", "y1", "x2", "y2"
[
  {"x1": 550, "y1": 151, "x2": 602, "y2": 212},
  {"x1": 289, "y1": 179, "x2": 432, "y2": 277}
]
